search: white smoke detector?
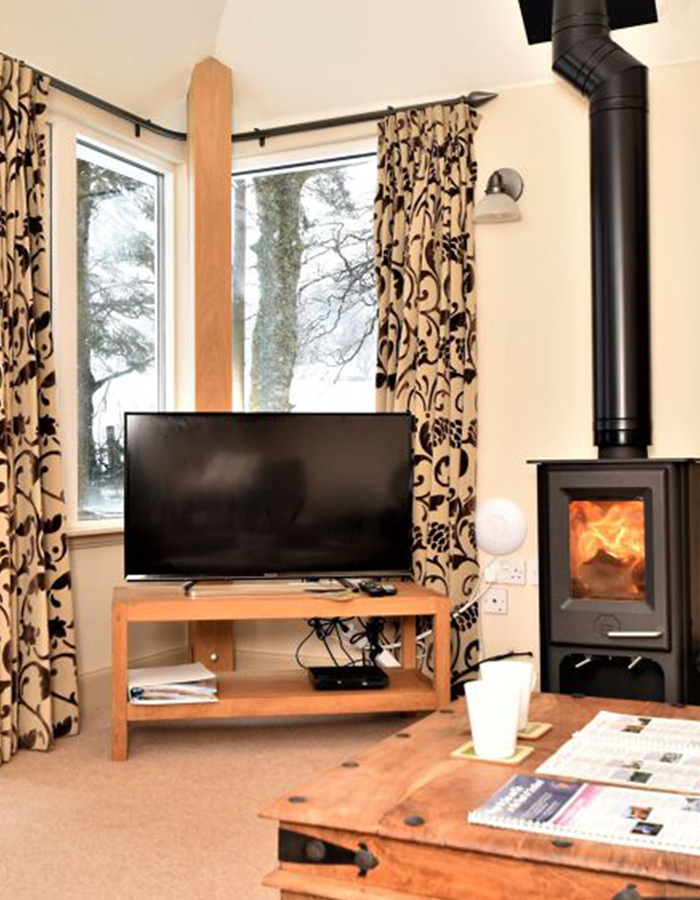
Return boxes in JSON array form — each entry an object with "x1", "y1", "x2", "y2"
[{"x1": 476, "y1": 499, "x2": 527, "y2": 556}]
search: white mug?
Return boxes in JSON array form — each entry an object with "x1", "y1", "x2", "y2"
[
  {"x1": 479, "y1": 659, "x2": 536, "y2": 731},
  {"x1": 464, "y1": 679, "x2": 521, "y2": 760}
]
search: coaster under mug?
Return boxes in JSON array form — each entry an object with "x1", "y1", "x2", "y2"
[
  {"x1": 517, "y1": 721, "x2": 553, "y2": 740},
  {"x1": 451, "y1": 741, "x2": 534, "y2": 766}
]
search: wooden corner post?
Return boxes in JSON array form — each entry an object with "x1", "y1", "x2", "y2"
[
  {"x1": 189, "y1": 57, "x2": 233, "y2": 411},
  {"x1": 187, "y1": 57, "x2": 235, "y2": 671}
]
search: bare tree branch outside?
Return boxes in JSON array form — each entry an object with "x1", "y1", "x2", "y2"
[
  {"x1": 233, "y1": 155, "x2": 377, "y2": 413},
  {"x1": 76, "y1": 143, "x2": 161, "y2": 520},
  {"x1": 76, "y1": 152, "x2": 375, "y2": 520}
]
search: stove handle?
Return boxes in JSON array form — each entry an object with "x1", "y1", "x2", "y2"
[{"x1": 606, "y1": 630, "x2": 663, "y2": 640}]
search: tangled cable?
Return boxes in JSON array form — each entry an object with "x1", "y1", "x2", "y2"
[{"x1": 295, "y1": 616, "x2": 391, "y2": 669}]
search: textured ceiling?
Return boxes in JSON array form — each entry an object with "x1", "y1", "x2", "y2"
[{"x1": 1, "y1": 0, "x2": 699, "y2": 132}]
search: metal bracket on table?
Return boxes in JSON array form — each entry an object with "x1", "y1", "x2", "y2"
[
  {"x1": 612, "y1": 888, "x2": 642, "y2": 900},
  {"x1": 612, "y1": 884, "x2": 700, "y2": 899},
  {"x1": 279, "y1": 828, "x2": 379, "y2": 877}
]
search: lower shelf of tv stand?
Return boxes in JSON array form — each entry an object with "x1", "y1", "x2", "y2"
[
  {"x1": 126, "y1": 669, "x2": 437, "y2": 723},
  {"x1": 112, "y1": 580, "x2": 451, "y2": 759}
]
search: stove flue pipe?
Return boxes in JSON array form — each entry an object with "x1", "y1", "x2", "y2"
[{"x1": 553, "y1": 0, "x2": 651, "y2": 458}]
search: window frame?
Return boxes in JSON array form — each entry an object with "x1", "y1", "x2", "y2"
[
  {"x1": 50, "y1": 114, "x2": 180, "y2": 534},
  {"x1": 76, "y1": 138, "x2": 168, "y2": 413},
  {"x1": 50, "y1": 108, "x2": 373, "y2": 534}
]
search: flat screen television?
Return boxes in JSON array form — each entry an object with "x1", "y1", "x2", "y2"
[{"x1": 124, "y1": 412, "x2": 413, "y2": 581}]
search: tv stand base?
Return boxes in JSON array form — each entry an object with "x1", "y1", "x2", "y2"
[{"x1": 111, "y1": 581, "x2": 451, "y2": 760}]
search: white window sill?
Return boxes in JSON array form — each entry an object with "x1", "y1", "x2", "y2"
[{"x1": 67, "y1": 521, "x2": 124, "y2": 550}]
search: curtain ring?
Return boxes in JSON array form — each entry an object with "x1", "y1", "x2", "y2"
[{"x1": 253, "y1": 128, "x2": 266, "y2": 148}]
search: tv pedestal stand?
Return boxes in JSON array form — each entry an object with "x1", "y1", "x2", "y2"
[{"x1": 111, "y1": 581, "x2": 451, "y2": 761}]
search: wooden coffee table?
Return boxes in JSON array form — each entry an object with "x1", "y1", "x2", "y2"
[{"x1": 261, "y1": 693, "x2": 700, "y2": 899}]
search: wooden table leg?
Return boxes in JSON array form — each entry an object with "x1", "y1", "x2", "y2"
[
  {"x1": 111, "y1": 600, "x2": 129, "y2": 761},
  {"x1": 433, "y1": 599, "x2": 451, "y2": 709},
  {"x1": 401, "y1": 615, "x2": 417, "y2": 669}
]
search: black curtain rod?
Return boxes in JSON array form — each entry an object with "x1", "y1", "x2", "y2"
[
  {"x1": 232, "y1": 91, "x2": 498, "y2": 145},
  {"x1": 50, "y1": 77, "x2": 188, "y2": 141},
  {"x1": 48, "y1": 71, "x2": 498, "y2": 146}
]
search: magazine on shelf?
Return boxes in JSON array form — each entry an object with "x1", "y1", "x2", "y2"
[
  {"x1": 469, "y1": 774, "x2": 700, "y2": 856},
  {"x1": 127, "y1": 662, "x2": 219, "y2": 705},
  {"x1": 537, "y1": 710, "x2": 700, "y2": 795}
]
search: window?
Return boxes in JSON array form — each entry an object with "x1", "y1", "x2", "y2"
[
  {"x1": 76, "y1": 142, "x2": 164, "y2": 520},
  {"x1": 232, "y1": 154, "x2": 377, "y2": 412}
]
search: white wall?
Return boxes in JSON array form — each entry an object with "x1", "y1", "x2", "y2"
[
  {"x1": 65, "y1": 58, "x2": 700, "y2": 694},
  {"x1": 71, "y1": 541, "x2": 184, "y2": 673},
  {"x1": 234, "y1": 59, "x2": 700, "y2": 669},
  {"x1": 476, "y1": 60, "x2": 700, "y2": 661}
]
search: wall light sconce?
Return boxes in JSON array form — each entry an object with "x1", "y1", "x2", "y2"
[{"x1": 474, "y1": 168, "x2": 524, "y2": 224}]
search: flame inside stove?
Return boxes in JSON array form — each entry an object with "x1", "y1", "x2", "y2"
[{"x1": 569, "y1": 499, "x2": 646, "y2": 601}]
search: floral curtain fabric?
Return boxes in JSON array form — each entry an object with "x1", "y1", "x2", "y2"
[
  {"x1": 375, "y1": 102, "x2": 480, "y2": 684},
  {"x1": 0, "y1": 56, "x2": 79, "y2": 764}
]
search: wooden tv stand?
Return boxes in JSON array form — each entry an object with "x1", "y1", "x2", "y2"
[{"x1": 111, "y1": 581, "x2": 451, "y2": 760}]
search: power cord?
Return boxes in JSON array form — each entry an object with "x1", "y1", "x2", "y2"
[
  {"x1": 295, "y1": 617, "x2": 361, "y2": 670},
  {"x1": 294, "y1": 580, "x2": 486, "y2": 671},
  {"x1": 295, "y1": 616, "x2": 389, "y2": 669},
  {"x1": 293, "y1": 559, "x2": 531, "y2": 688}
]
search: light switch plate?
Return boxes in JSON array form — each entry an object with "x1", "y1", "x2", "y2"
[{"x1": 528, "y1": 558, "x2": 540, "y2": 586}]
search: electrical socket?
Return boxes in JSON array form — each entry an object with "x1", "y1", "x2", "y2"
[
  {"x1": 497, "y1": 559, "x2": 526, "y2": 586},
  {"x1": 481, "y1": 586, "x2": 508, "y2": 615},
  {"x1": 527, "y1": 558, "x2": 539, "y2": 586}
]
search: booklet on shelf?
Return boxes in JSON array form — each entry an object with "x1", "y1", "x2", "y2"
[
  {"x1": 127, "y1": 661, "x2": 219, "y2": 705},
  {"x1": 469, "y1": 774, "x2": 700, "y2": 856},
  {"x1": 537, "y1": 710, "x2": 700, "y2": 795}
]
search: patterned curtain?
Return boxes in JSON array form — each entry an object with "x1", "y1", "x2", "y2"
[
  {"x1": 0, "y1": 56, "x2": 79, "y2": 764},
  {"x1": 375, "y1": 102, "x2": 480, "y2": 685}
]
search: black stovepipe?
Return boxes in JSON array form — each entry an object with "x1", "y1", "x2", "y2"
[{"x1": 552, "y1": 0, "x2": 651, "y2": 459}]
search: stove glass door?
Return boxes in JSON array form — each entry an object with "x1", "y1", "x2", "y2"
[{"x1": 569, "y1": 499, "x2": 645, "y2": 602}]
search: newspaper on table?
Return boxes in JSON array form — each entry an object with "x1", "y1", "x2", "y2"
[{"x1": 537, "y1": 710, "x2": 700, "y2": 795}]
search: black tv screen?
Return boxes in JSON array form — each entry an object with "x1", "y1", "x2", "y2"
[{"x1": 124, "y1": 412, "x2": 413, "y2": 581}]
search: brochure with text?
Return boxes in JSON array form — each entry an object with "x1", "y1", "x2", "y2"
[
  {"x1": 469, "y1": 774, "x2": 700, "y2": 856},
  {"x1": 537, "y1": 710, "x2": 700, "y2": 795}
]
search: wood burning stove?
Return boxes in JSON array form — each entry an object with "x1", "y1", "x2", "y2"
[
  {"x1": 535, "y1": 459, "x2": 700, "y2": 703},
  {"x1": 521, "y1": 0, "x2": 700, "y2": 703}
]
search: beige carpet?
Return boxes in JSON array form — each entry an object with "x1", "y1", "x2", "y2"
[{"x1": 0, "y1": 709, "x2": 406, "y2": 900}]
